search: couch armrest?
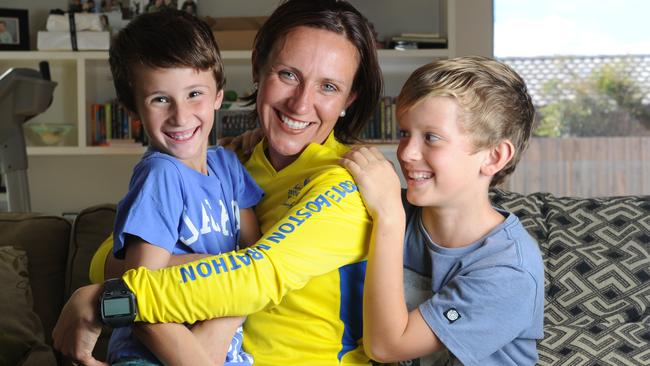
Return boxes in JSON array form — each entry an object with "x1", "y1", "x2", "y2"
[
  {"x1": 65, "y1": 204, "x2": 116, "y2": 299},
  {"x1": 0, "y1": 213, "x2": 71, "y2": 348}
]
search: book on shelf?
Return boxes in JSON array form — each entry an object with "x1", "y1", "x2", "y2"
[
  {"x1": 360, "y1": 96, "x2": 398, "y2": 143},
  {"x1": 210, "y1": 102, "x2": 257, "y2": 145},
  {"x1": 89, "y1": 100, "x2": 146, "y2": 147}
]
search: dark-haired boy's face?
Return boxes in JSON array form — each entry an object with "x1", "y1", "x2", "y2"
[{"x1": 131, "y1": 64, "x2": 223, "y2": 173}]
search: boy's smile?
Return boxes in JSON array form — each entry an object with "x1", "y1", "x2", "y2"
[
  {"x1": 397, "y1": 96, "x2": 489, "y2": 209},
  {"x1": 131, "y1": 65, "x2": 223, "y2": 173}
]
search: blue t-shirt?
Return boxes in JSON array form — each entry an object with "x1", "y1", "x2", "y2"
[
  {"x1": 108, "y1": 146, "x2": 264, "y2": 365},
  {"x1": 401, "y1": 195, "x2": 544, "y2": 366}
]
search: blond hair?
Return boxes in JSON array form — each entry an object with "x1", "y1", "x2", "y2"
[{"x1": 397, "y1": 56, "x2": 535, "y2": 186}]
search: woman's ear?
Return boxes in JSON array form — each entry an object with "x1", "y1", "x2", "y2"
[
  {"x1": 344, "y1": 91, "x2": 357, "y2": 110},
  {"x1": 480, "y1": 140, "x2": 515, "y2": 177}
]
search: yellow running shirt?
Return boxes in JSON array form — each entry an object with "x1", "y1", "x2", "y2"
[{"x1": 91, "y1": 133, "x2": 372, "y2": 365}]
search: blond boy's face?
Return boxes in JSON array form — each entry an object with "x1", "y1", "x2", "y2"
[
  {"x1": 130, "y1": 64, "x2": 223, "y2": 173},
  {"x1": 397, "y1": 96, "x2": 490, "y2": 208}
]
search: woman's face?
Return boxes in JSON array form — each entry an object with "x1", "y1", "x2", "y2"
[{"x1": 256, "y1": 26, "x2": 359, "y2": 170}]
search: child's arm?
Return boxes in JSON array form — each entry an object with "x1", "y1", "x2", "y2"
[
  {"x1": 122, "y1": 235, "x2": 214, "y2": 365},
  {"x1": 103, "y1": 209, "x2": 260, "y2": 364},
  {"x1": 238, "y1": 207, "x2": 262, "y2": 247},
  {"x1": 341, "y1": 147, "x2": 444, "y2": 362}
]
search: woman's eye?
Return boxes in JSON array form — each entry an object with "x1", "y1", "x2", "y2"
[
  {"x1": 279, "y1": 70, "x2": 297, "y2": 81},
  {"x1": 322, "y1": 83, "x2": 338, "y2": 92},
  {"x1": 398, "y1": 130, "x2": 410, "y2": 138}
]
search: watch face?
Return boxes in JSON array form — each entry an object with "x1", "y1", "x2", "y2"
[{"x1": 103, "y1": 297, "x2": 132, "y2": 317}]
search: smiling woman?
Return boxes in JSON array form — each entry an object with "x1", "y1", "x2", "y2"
[
  {"x1": 255, "y1": 25, "x2": 360, "y2": 170},
  {"x1": 53, "y1": 1, "x2": 385, "y2": 365}
]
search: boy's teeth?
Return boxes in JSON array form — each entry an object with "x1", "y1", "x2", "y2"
[
  {"x1": 410, "y1": 172, "x2": 432, "y2": 180},
  {"x1": 281, "y1": 114, "x2": 310, "y2": 129},
  {"x1": 168, "y1": 131, "x2": 193, "y2": 141}
]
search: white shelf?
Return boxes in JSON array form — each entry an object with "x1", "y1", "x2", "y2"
[
  {"x1": 2, "y1": 0, "x2": 456, "y2": 156},
  {"x1": 26, "y1": 146, "x2": 147, "y2": 156}
]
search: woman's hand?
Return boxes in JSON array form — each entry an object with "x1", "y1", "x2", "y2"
[
  {"x1": 340, "y1": 146, "x2": 402, "y2": 218},
  {"x1": 52, "y1": 284, "x2": 108, "y2": 366}
]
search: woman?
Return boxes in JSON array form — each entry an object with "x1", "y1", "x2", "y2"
[{"x1": 53, "y1": 1, "x2": 383, "y2": 365}]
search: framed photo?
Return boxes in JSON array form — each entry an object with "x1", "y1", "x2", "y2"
[{"x1": 0, "y1": 8, "x2": 29, "y2": 50}]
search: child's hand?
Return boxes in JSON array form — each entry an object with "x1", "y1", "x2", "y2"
[
  {"x1": 192, "y1": 317, "x2": 246, "y2": 365},
  {"x1": 340, "y1": 146, "x2": 402, "y2": 218}
]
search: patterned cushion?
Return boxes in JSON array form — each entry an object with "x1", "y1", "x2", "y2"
[{"x1": 490, "y1": 189, "x2": 650, "y2": 365}]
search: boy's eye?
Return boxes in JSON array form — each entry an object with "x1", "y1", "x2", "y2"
[
  {"x1": 425, "y1": 133, "x2": 441, "y2": 143},
  {"x1": 189, "y1": 90, "x2": 202, "y2": 98},
  {"x1": 152, "y1": 96, "x2": 169, "y2": 103}
]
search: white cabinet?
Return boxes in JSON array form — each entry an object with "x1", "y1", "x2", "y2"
[{"x1": 0, "y1": 0, "x2": 460, "y2": 156}]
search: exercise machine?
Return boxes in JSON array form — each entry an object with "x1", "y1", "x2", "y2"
[{"x1": 0, "y1": 62, "x2": 57, "y2": 212}]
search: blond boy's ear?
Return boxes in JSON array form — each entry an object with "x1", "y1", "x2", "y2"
[{"x1": 480, "y1": 140, "x2": 515, "y2": 178}]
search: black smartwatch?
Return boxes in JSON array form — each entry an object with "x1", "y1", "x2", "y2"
[{"x1": 100, "y1": 278, "x2": 137, "y2": 328}]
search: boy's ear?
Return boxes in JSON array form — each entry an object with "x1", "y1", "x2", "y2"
[
  {"x1": 480, "y1": 139, "x2": 515, "y2": 177},
  {"x1": 214, "y1": 89, "x2": 224, "y2": 110}
]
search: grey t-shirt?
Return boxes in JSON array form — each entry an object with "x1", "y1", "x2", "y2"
[{"x1": 400, "y1": 196, "x2": 544, "y2": 366}]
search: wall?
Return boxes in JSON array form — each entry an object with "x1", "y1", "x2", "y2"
[
  {"x1": 1, "y1": 0, "x2": 494, "y2": 214},
  {"x1": 27, "y1": 154, "x2": 140, "y2": 214},
  {"x1": 199, "y1": 0, "x2": 443, "y2": 42}
]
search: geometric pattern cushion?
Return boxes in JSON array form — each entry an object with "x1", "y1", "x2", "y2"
[{"x1": 490, "y1": 189, "x2": 650, "y2": 365}]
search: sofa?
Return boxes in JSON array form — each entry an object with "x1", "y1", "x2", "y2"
[
  {"x1": 0, "y1": 204, "x2": 116, "y2": 366},
  {"x1": 0, "y1": 190, "x2": 648, "y2": 366}
]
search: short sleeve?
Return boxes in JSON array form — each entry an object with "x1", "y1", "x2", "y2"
[
  {"x1": 224, "y1": 149, "x2": 263, "y2": 209},
  {"x1": 418, "y1": 265, "x2": 537, "y2": 365},
  {"x1": 113, "y1": 158, "x2": 185, "y2": 258}
]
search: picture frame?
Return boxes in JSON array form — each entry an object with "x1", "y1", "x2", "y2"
[{"x1": 0, "y1": 8, "x2": 29, "y2": 51}]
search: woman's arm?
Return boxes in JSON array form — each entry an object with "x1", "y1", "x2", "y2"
[
  {"x1": 121, "y1": 165, "x2": 372, "y2": 324},
  {"x1": 57, "y1": 159, "x2": 371, "y2": 358},
  {"x1": 341, "y1": 147, "x2": 442, "y2": 362}
]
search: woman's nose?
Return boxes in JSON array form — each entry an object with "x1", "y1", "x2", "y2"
[{"x1": 287, "y1": 85, "x2": 313, "y2": 115}]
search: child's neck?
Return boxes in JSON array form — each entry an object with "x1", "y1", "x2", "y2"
[{"x1": 420, "y1": 197, "x2": 504, "y2": 249}]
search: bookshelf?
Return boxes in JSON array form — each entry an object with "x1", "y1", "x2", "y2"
[{"x1": 0, "y1": 0, "x2": 462, "y2": 156}]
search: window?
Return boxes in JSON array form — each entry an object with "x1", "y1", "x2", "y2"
[
  {"x1": 494, "y1": 0, "x2": 650, "y2": 137},
  {"x1": 494, "y1": 0, "x2": 650, "y2": 196}
]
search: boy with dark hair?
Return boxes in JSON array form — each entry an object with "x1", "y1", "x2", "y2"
[
  {"x1": 342, "y1": 56, "x2": 544, "y2": 365},
  {"x1": 106, "y1": 9, "x2": 263, "y2": 365}
]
